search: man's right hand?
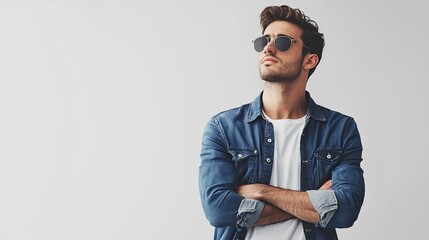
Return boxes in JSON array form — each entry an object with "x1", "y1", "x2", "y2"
[{"x1": 319, "y1": 180, "x2": 332, "y2": 190}]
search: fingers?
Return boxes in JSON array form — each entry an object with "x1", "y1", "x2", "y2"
[
  {"x1": 319, "y1": 180, "x2": 332, "y2": 190},
  {"x1": 237, "y1": 185, "x2": 252, "y2": 198},
  {"x1": 236, "y1": 184, "x2": 264, "y2": 199}
]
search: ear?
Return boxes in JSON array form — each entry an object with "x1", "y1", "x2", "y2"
[{"x1": 303, "y1": 53, "x2": 319, "y2": 71}]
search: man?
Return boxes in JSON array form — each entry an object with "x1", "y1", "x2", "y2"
[{"x1": 199, "y1": 5, "x2": 364, "y2": 240}]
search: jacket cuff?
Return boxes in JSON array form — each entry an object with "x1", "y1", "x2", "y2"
[
  {"x1": 236, "y1": 198, "x2": 265, "y2": 228},
  {"x1": 307, "y1": 190, "x2": 338, "y2": 228}
]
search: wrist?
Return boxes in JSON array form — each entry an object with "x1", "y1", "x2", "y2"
[{"x1": 256, "y1": 184, "x2": 269, "y2": 200}]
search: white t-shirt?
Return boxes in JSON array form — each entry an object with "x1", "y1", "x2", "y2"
[{"x1": 245, "y1": 114, "x2": 306, "y2": 240}]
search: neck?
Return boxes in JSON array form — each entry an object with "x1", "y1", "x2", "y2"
[{"x1": 262, "y1": 80, "x2": 307, "y2": 120}]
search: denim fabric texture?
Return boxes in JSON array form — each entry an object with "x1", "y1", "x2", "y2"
[
  {"x1": 199, "y1": 91, "x2": 365, "y2": 240},
  {"x1": 237, "y1": 198, "x2": 265, "y2": 228},
  {"x1": 307, "y1": 190, "x2": 338, "y2": 228}
]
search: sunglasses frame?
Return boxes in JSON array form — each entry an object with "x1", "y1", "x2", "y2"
[{"x1": 253, "y1": 35, "x2": 311, "y2": 53}]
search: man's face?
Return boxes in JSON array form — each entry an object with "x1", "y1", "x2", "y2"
[{"x1": 259, "y1": 21, "x2": 305, "y2": 83}]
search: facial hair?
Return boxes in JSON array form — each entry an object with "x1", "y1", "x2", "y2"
[{"x1": 260, "y1": 56, "x2": 304, "y2": 83}]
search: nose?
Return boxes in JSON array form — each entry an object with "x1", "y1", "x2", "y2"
[{"x1": 263, "y1": 38, "x2": 276, "y2": 54}]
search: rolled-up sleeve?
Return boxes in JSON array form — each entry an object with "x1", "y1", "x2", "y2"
[
  {"x1": 237, "y1": 198, "x2": 265, "y2": 228},
  {"x1": 307, "y1": 190, "x2": 338, "y2": 228},
  {"x1": 324, "y1": 118, "x2": 365, "y2": 228},
  {"x1": 199, "y1": 117, "x2": 246, "y2": 228}
]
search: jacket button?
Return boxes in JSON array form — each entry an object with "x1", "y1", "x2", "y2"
[
  {"x1": 238, "y1": 153, "x2": 243, "y2": 158},
  {"x1": 267, "y1": 138, "x2": 272, "y2": 143},
  {"x1": 266, "y1": 158, "x2": 271, "y2": 163},
  {"x1": 327, "y1": 153, "x2": 332, "y2": 159}
]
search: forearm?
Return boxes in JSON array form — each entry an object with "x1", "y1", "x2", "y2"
[
  {"x1": 254, "y1": 203, "x2": 295, "y2": 226},
  {"x1": 240, "y1": 184, "x2": 320, "y2": 223},
  {"x1": 259, "y1": 186, "x2": 319, "y2": 223}
]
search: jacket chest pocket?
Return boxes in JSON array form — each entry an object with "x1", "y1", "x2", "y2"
[
  {"x1": 229, "y1": 148, "x2": 259, "y2": 184},
  {"x1": 314, "y1": 149, "x2": 342, "y2": 186}
]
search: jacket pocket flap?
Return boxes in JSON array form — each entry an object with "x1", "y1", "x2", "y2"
[
  {"x1": 229, "y1": 148, "x2": 258, "y2": 161},
  {"x1": 314, "y1": 149, "x2": 342, "y2": 162}
]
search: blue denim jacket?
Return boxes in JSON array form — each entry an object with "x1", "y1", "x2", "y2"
[{"x1": 199, "y1": 91, "x2": 365, "y2": 240}]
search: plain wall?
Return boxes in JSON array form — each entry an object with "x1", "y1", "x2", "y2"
[{"x1": 1, "y1": 0, "x2": 428, "y2": 239}]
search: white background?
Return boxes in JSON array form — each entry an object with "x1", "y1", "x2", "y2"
[{"x1": 1, "y1": 0, "x2": 428, "y2": 239}]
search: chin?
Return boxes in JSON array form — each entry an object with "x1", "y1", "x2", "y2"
[
  {"x1": 260, "y1": 75, "x2": 284, "y2": 83},
  {"x1": 260, "y1": 69, "x2": 280, "y2": 82}
]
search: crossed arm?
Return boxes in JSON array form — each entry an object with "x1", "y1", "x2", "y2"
[
  {"x1": 238, "y1": 180, "x2": 332, "y2": 225},
  {"x1": 200, "y1": 117, "x2": 364, "y2": 229}
]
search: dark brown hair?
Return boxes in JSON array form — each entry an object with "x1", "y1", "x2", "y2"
[{"x1": 260, "y1": 5, "x2": 325, "y2": 78}]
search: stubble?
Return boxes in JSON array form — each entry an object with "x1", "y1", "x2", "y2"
[{"x1": 259, "y1": 57, "x2": 304, "y2": 84}]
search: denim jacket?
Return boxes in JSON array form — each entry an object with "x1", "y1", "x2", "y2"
[{"x1": 199, "y1": 91, "x2": 365, "y2": 240}]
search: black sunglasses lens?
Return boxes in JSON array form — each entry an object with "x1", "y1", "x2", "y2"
[
  {"x1": 275, "y1": 37, "x2": 292, "y2": 52},
  {"x1": 254, "y1": 37, "x2": 267, "y2": 52}
]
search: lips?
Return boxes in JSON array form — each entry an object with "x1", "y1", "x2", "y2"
[{"x1": 262, "y1": 57, "x2": 278, "y2": 64}]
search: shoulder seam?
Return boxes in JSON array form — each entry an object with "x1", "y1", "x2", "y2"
[{"x1": 212, "y1": 116, "x2": 230, "y2": 150}]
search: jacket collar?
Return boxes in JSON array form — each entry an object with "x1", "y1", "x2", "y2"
[{"x1": 247, "y1": 91, "x2": 326, "y2": 123}]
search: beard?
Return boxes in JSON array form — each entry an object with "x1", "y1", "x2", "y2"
[{"x1": 260, "y1": 58, "x2": 303, "y2": 83}]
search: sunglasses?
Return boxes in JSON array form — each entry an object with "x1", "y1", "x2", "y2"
[{"x1": 253, "y1": 35, "x2": 310, "y2": 53}]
